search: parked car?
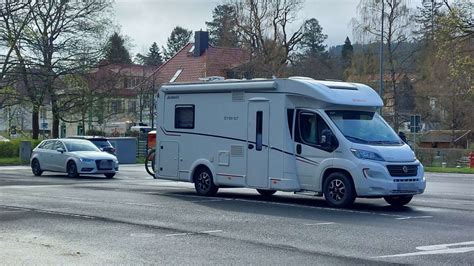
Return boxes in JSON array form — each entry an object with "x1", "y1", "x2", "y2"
[
  {"x1": 68, "y1": 136, "x2": 116, "y2": 155},
  {"x1": 30, "y1": 139, "x2": 119, "y2": 178}
]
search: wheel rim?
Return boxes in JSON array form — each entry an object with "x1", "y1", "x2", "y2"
[
  {"x1": 197, "y1": 172, "x2": 210, "y2": 192},
  {"x1": 33, "y1": 161, "x2": 40, "y2": 174},
  {"x1": 68, "y1": 163, "x2": 76, "y2": 176},
  {"x1": 328, "y1": 178, "x2": 346, "y2": 202}
]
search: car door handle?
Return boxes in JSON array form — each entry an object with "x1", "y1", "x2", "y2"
[
  {"x1": 296, "y1": 144, "x2": 302, "y2": 155},
  {"x1": 248, "y1": 144, "x2": 254, "y2": 149}
]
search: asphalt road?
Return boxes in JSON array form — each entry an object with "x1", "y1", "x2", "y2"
[{"x1": 1, "y1": 165, "x2": 473, "y2": 265}]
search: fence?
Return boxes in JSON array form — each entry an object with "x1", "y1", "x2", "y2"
[{"x1": 416, "y1": 148, "x2": 471, "y2": 167}]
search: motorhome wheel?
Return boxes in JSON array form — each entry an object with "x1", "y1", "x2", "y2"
[
  {"x1": 194, "y1": 167, "x2": 219, "y2": 196},
  {"x1": 323, "y1": 172, "x2": 356, "y2": 208}
]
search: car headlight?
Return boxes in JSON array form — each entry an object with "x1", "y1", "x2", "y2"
[
  {"x1": 350, "y1": 148, "x2": 385, "y2": 161},
  {"x1": 80, "y1": 158, "x2": 94, "y2": 163}
]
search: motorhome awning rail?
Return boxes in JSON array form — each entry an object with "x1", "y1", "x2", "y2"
[{"x1": 161, "y1": 80, "x2": 277, "y2": 94}]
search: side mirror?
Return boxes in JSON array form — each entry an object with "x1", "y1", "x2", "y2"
[
  {"x1": 57, "y1": 148, "x2": 65, "y2": 153},
  {"x1": 398, "y1": 132, "x2": 407, "y2": 144},
  {"x1": 321, "y1": 129, "x2": 338, "y2": 150}
]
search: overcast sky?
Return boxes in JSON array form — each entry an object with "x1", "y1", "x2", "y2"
[{"x1": 113, "y1": 0, "x2": 362, "y2": 56}]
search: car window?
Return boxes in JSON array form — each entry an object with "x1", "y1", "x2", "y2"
[
  {"x1": 42, "y1": 141, "x2": 55, "y2": 150},
  {"x1": 53, "y1": 141, "x2": 65, "y2": 150}
]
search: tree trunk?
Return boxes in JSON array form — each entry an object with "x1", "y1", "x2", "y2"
[{"x1": 32, "y1": 108, "x2": 39, "y2": 139}]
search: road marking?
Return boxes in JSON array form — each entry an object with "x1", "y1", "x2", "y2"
[
  {"x1": 166, "y1": 230, "x2": 223, "y2": 237},
  {"x1": 374, "y1": 241, "x2": 474, "y2": 258},
  {"x1": 395, "y1": 216, "x2": 433, "y2": 220},
  {"x1": 304, "y1": 222, "x2": 336, "y2": 226}
]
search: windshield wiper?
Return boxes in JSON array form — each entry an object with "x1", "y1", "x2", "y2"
[
  {"x1": 369, "y1": 140, "x2": 401, "y2": 145},
  {"x1": 344, "y1": 135, "x2": 369, "y2": 144}
]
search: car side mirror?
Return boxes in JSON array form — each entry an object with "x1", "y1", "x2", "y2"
[{"x1": 57, "y1": 148, "x2": 65, "y2": 153}]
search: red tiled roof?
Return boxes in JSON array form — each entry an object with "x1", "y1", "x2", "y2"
[{"x1": 153, "y1": 43, "x2": 249, "y2": 83}]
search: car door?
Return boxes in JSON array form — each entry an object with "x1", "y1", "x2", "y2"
[
  {"x1": 39, "y1": 140, "x2": 55, "y2": 170},
  {"x1": 51, "y1": 141, "x2": 68, "y2": 172},
  {"x1": 294, "y1": 110, "x2": 338, "y2": 191}
]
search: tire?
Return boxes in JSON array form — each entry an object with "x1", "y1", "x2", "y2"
[
  {"x1": 31, "y1": 159, "x2": 43, "y2": 176},
  {"x1": 67, "y1": 161, "x2": 79, "y2": 178},
  {"x1": 104, "y1": 173, "x2": 115, "y2": 179},
  {"x1": 194, "y1": 167, "x2": 219, "y2": 196},
  {"x1": 323, "y1": 172, "x2": 356, "y2": 208},
  {"x1": 384, "y1": 195, "x2": 413, "y2": 207},
  {"x1": 257, "y1": 189, "x2": 276, "y2": 197},
  {"x1": 144, "y1": 151, "x2": 156, "y2": 177}
]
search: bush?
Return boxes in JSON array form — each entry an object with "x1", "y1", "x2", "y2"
[{"x1": 0, "y1": 139, "x2": 43, "y2": 158}]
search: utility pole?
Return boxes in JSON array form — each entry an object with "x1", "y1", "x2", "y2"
[{"x1": 379, "y1": 0, "x2": 385, "y2": 114}]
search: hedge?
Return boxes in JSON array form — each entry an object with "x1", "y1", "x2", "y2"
[{"x1": 0, "y1": 139, "x2": 42, "y2": 158}]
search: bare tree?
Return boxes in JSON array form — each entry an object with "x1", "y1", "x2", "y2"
[
  {"x1": 16, "y1": 1, "x2": 112, "y2": 138},
  {"x1": 232, "y1": 0, "x2": 305, "y2": 77},
  {"x1": 352, "y1": 0, "x2": 413, "y2": 131}
]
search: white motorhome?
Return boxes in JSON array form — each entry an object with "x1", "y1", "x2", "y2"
[{"x1": 155, "y1": 77, "x2": 425, "y2": 207}]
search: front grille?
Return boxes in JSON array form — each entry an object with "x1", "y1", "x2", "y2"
[
  {"x1": 387, "y1": 165, "x2": 418, "y2": 177},
  {"x1": 96, "y1": 159, "x2": 113, "y2": 170}
]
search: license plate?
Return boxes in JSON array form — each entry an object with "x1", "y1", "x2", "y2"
[
  {"x1": 100, "y1": 160, "x2": 112, "y2": 169},
  {"x1": 397, "y1": 183, "x2": 416, "y2": 191}
]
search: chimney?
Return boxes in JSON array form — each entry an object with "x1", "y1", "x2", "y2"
[{"x1": 194, "y1": 30, "x2": 208, "y2": 57}]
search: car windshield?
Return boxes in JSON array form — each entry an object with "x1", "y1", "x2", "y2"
[
  {"x1": 64, "y1": 140, "x2": 101, "y2": 152},
  {"x1": 326, "y1": 110, "x2": 402, "y2": 145}
]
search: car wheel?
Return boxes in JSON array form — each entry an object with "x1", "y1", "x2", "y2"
[
  {"x1": 323, "y1": 172, "x2": 356, "y2": 208},
  {"x1": 256, "y1": 189, "x2": 276, "y2": 197},
  {"x1": 384, "y1": 195, "x2": 413, "y2": 207},
  {"x1": 31, "y1": 159, "x2": 43, "y2": 176},
  {"x1": 194, "y1": 167, "x2": 218, "y2": 196},
  {"x1": 105, "y1": 173, "x2": 115, "y2": 179},
  {"x1": 67, "y1": 161, "x2": 79, "y2": 178}
]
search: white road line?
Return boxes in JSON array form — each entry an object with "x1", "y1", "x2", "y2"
[
  {"x1": 304, "y1": 222, "x2": 336, "y2": 226},
  {"x1": 395, "y1": 216, "x2": 433, "y2": 220},
  {"x1": 166, "y1": 230, "x2": 223, "y2": 237},
  {"x1": 373, "y1": 241, "x2": 474, "y2": 258}
]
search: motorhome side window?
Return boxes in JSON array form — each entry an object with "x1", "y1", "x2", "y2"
[
  {"x1": 175, "y1": 105, "x2": 195, "y2": 129},
  {"x1": 287, "y1": 109, "x2": 294, "y2": 138},
  {"x1": 296, "y1": 111, "x2": 336, "y2": 151}
]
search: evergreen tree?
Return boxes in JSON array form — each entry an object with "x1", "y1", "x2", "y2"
[
  {"x1": 163, "y1": 26, "x2": 192, "y2": 60},
  {"x1": 144, "y1": 42, "x2": 163, "y2": 66},
  {"x1": 206, "y1": 4, "x2": 239, "y2": 47},
  {"x1": 341, "y1": 37, "x2": 354, "y2": 70},
  {"x1": 298, "y1": 18, "x2": 328, "y2": 58},
  {"x1": 414, "y1": 0, "x2": 444, "y2": 41},
  {"x1": 104, "y1": 32, "x2": 132, "y2": 64}
]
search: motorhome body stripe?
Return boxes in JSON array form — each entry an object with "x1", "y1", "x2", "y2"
[{"x1": 160, "y1": 128, "x2": 319, "y2": 165}]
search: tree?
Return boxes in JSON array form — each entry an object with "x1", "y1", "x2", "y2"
[
  {"x1": 105, "y1": 32, "x2": 132, "y2": 64},
  {"x1": 298, "y1": 18, "x2": 327, "y2": 58},
  {"x1": 232, "y1": 0, "x2": 305, "y2": 77},
  {"x1": 206, "y1": 4, "x2": 240, "y2": 47},
  {"x1": 352, "y1": 0, "x2": 413, "y2": 131},
  {"x1": 18, "y1": 1, "x2": 112, "y2": 138},
  {"x1": 162, "y1": 26, "x2": 192, "y2": 60},
  {"x1": 341, "y1": 37, "x2": 354, "y2": 73},
  {"x1": 414, "y1": 0, "x2": 444, "y2": 41},
  {"x1": 144, "y1": 42, "x2": 163, "y2": 66}
]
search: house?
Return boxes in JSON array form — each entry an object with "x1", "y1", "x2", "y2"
[
  {"x1": 419, "y1": 130, "x2": 472, "y2": 149},
  {"x1": 151, "y1": 30, "x2": 249, "y2": 83}
]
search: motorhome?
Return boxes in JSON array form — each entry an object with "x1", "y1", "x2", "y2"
[{"x1": 155, "y1": 77, "x2": 425, "y2": 208}]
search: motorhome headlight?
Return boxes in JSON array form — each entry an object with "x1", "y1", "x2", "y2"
[{"x1": 350, "y1": 148, "x2": 385, "y2": 161}]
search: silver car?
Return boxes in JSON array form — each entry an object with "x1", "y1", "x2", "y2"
[{"x1": 30, "y1": 139, "x2": 119, "y2": 179}]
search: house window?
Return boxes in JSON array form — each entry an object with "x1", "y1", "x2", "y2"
[
  {"x1": 170, "y1": 69, "x2": 183, "y2": 82},
  {"x1": 175, "y1": 105, "x2": 194, "y2": 129},
  {"x1": 110, "y1": 100, "x2": 123, "y2": 113},
  {"x1": 128, "y1": 100, "x2": 136, "y2": 113}
]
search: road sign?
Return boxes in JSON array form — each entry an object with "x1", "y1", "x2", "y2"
[{"x1": 410, "y1": 115, "x2": 421, "y2": 133}]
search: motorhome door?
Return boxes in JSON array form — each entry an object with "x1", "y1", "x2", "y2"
[{"x1": 246, "y1": 99, "x2": 269, "y2": 188}]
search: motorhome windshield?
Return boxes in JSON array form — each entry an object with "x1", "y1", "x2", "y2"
[{"x1": 326, "y1": 110, "x2": 402, "y2": 145}]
